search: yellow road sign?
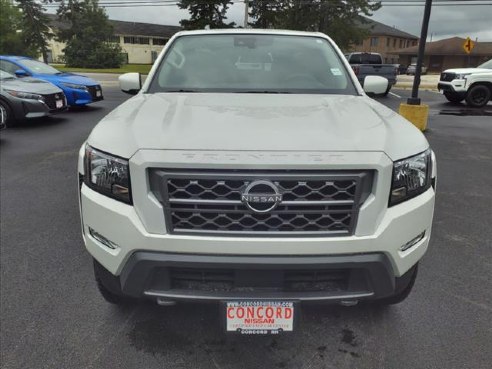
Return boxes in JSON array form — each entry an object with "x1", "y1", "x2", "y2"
[{"x1": 463, "y1": 37, "x2": 475, "y2": 54}]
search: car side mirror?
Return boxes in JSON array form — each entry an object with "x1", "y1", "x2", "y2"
[
  {"x1": 119, "y1": 72, "x2": 141, "y2": 95},
  {"x1": 363, "y1": 76, "x2": 389, "y2": 95},
  {"x1": 15, "y1": 69, "x2": 29, "y2": 78}
]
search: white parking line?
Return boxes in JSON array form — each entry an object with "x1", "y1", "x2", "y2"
[{"x1": 389, "y1": 91, "x2": 402, "y2": 98}]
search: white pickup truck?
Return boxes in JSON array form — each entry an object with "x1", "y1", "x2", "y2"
[
  {"x1": 438, "y1": 58, "x2": 492, "y2": 107},
  {"x1": 78, "y1": 30, "x2": 436, "y2": 335}
]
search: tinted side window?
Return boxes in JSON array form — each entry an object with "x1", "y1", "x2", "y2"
[{"x1": 0, "y1": 60, "x2": 22, "y2": 74}]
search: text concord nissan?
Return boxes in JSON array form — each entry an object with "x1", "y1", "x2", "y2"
[{"x1": 78, "y1": 30, "x2": 436, "y2": 334}]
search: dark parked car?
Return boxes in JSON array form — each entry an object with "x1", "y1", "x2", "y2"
[
  {"x1": 0, "y1": 56, "x2": 103, "y2": 107},
  {"x1": 0, "y1": 70, "x2": 67, "y2": 127}
]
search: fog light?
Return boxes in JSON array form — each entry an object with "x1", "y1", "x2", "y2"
[
  {"x1": 89, "y1": 227, "x2": 119, "y2": 250},
  {"x1": 400, "y1": 231, "x2": 426, "y2": 251}
]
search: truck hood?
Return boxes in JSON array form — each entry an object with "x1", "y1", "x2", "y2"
[
  {"x1": 88, "y1": 93, "x2": 429, "y2": 161},
  {"x1": 0, "y1": 77, "x2": 62, "y2": 94},
  {"x1": 443, "y1": 68, "x2": 490, "y2": 74}
]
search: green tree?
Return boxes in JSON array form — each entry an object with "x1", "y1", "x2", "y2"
[
  {"x1": 248, "y1": 0, "x2": 381, "y2": 50},
  {"x1": 248, "y1": 0, "x2": 286, "y2": 29},
  {"x1": 178, "y1": 0, "x2": 236, "y2": 30},
  {"x1": 56, "y1": 0, "x2": 123, "y2": 68},
  {"x1": 16, "y1": 0, "x2": 54, "y2": 62},
  {"x1": 0, "y1": 0, "x2": 34, "y2": 56}
]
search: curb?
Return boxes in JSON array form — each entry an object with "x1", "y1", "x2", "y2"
[{"x1": 395, "y1": 83, "x2": 438, "y2": 92}]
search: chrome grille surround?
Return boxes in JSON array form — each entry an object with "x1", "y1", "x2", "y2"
[{"x1": 149, "y1": 170, "x2": 372, "y2": 237}]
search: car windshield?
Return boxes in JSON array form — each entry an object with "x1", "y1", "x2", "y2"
[
  {"x1": 0, "y1": 70, "x2": 15, "y2": 80},
  {"x1": 19, "y1": 59, "x2": 61, "y2": 74},
  {"x1": 477, "y1": 59, "x2": 492, "y2": 69},
  {"x1": 149, "y1": 34, "x2": 356, "y2": 94}
]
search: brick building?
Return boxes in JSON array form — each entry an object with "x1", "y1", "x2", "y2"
[
  {"x1": 347, "y1": 17, "x2": 419, "y2": 64},
  {"x1": 396, "y1": 37, "x2": 492, "y2": 72}
]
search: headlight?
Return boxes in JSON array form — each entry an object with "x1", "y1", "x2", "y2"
[
  {"x1": 61, "y1": 82, "x2": 88, "y2": 91},
  {"x1": 84, "y1": 145, "x2": 132, "y2": 204},
  {"x1": 390, "y1": 149, "x2": 432, "y2": 206},
  {"x1": 456, "y1": 73, "x2": 471, "y2": 80},
  {"x1": 5, "y1": 90, "x2": 44, "y2": 101}
]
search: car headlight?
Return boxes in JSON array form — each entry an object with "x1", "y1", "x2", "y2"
[
  {"x1": 61, "y1": 82, "x2": 88, "y2": 91},
  {"x1": 390, "y1": 149, "x2": 432, "y2": 206},
  {"x1": 84, "y1": 145, "x2": 132, "y2": 204},
  {"x1": 456, "y1": 73, "x2": 471, "y2": 80},
  {"x1": 5, "y1": 90, "x2": 44, "y2": 101}
]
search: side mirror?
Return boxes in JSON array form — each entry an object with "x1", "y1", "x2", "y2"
[
  {"x1": 15, "y1": 69, "x2": 29, "y2": 78},
  {"x1": 363, "y1": 76, "x2": 389, "y2": 95},
  {"x1": 119, "y1": 72, "x2": 141, "y2": 95}
]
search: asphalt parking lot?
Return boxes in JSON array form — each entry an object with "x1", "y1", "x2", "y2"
[{"x1": 1, "y1": 83, "x2": 491, "y2": 369}]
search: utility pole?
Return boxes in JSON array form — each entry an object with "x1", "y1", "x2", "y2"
[
  {"x1": 408, "y1": 0, "x2": 433, "y2": 105},
  {"x1": 399, "y1": 0, "x2": 433, "y2": 131},
  {"x1": 244, "y1": 0, "x2": 249, "y2": 28}
]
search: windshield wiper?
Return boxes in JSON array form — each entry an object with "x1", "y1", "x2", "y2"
[
  {"x1": 239, "y1": 90, "x2": 292, "y2": 94},
  {"x1": 162, "y1": 89, "x2": 199, "y2": 93}
]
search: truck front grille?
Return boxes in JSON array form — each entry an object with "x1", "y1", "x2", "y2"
[
  {"x1": 150, "y1": 170, "x2": 372, "y2": 237},
  {"x1": 440, "y1": 72, "x2": 456, "y2": 82}
]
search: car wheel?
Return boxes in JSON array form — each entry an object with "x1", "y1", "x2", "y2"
[
  {"x1": 443, "y1": 92, "x2": 464, "y2": 104},
  {"x1": 0, "y1": 100, "x2": 15, "y2": 127},
  {"x1": 465, "y1": 84, "x2": 491, "y2": 108},
  {"x1": 373, "y1": 263, "x2": 418, "y2": 305},
  {"x1": 93, "y1": 259, "x2": 136, "y2": 305}
]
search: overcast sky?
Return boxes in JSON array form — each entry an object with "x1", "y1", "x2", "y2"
[{"x1": 47, "y1": 1, "x2": 492, "y2": 42}]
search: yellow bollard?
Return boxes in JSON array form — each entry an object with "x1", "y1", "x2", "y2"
[{"x1": 399, "y1": 103, "x2": 429, "y2": 131}]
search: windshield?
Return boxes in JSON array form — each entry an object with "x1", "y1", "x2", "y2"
[
  {"x1": 149, "y1": 34, "x2": 356, "y2": 94},
  {"x1": 478, "y1": 59, "x2": 492, "y2": 69},
  {"x1": 0, "y1": 70, "x2": 15, "y2": 80},
  {"x1": 19, "y1": 59, "x2": 60, "y2": 74}
]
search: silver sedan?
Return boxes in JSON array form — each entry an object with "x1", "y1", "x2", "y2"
[{"x1": 0, "y1": 71, "x2": 67, "y2": 128}]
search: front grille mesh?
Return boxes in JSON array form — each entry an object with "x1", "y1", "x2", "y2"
[
  {"x1": 150, "y1": 170, "x2": 370, "y2": 236},
  {"x1": 167, "y1": 178, "x2": 357, "y2": 202},
  {"x1": 87, "y1": 85, "x2": 103, "y2": 100},
  {"x1": 42, "y1": 92, "x2": 65, "y2": 110},
  {"x1": 440, "y1": 72, "x2": 456, "y2": 82}
]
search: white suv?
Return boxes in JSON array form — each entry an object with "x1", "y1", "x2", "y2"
[
  {"x1": 438, "y1": 58, "x2": 492, "y2": 107},
  {"x1": 78, "y1": 30, "x2": 436, "y2": 334}
]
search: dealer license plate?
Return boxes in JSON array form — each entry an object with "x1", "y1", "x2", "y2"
[
  {"x1": 225, "y1": 301, "x2": 294, "y2": 334},
  {"x1": 55, "y1": 100, "x2": 64, "y2": 108}
]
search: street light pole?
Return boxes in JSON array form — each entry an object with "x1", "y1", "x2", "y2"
[
  {"x1": 244, "y1": 0, "x2": 249, "y2": 28},
  {"x1": 408, "y1": 0, "x2": 433, "y2": 105}
]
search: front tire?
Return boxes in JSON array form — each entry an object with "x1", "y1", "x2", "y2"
[
  {"x1": 0, "y1": 100, "x2": 15, "y2": 127},
  {"x1": 465, "y1": 84, "x2": 491, "y2": 108},
  {"x1": 444, "y1": 91, "x2": 464, "y2": 104},
  {"x1": 374, "y1": 263, "x2": 418, "y2": 305}
]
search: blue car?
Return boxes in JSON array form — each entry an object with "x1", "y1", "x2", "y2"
[{"x1": 0, "y1": 56, "x2": 103, "y2": 106}]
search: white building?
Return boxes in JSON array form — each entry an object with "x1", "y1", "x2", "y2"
[{"x1": 46, "y1": 14, "x2": 180, "y2": 64}]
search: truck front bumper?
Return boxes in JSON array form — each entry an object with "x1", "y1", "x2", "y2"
[
  {"x1": 438, "y1": 81, "x2": 467, "y2": 96},
  {"x1": 80, "y1": 182, "x2": 435, "y2": 302},
  {"x1": 102, "y1": 251, "x2": 400, "y2": 302}
]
